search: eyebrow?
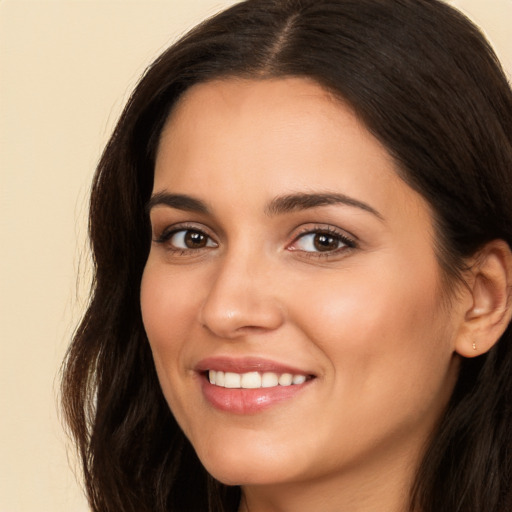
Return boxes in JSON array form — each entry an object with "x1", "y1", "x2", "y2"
[
  {"x1": 147, "y1": 191, "x2": 383, "y2": 220},
  {"x1": 146, "y1": 192, "x2": 210, "y2": 215},
  {"x1": 265, "y1": 192, "x2": 384, "y2": 220}
]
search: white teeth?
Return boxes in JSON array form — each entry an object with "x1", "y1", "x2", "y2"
[
  {"x1": 216, "y1": 371, "x2": 225, "y2": 387},
  {"x1": 240, "y1": 371, "x2": 262, "y2": 389},
  {"x1": 278, "y1": 373, "x2": 293, "y2": 386},
  {"x1": 292, "y1": 374, "x2": 306, "y2": 385},
  {"x1": 224, "y1": 372, "x2": 241, "y2": 388},
  {"x1": 208, "y1": 370, "x2": 309, "y2": 389},
  {"x1": 261, "y1": 372, "x2": 279, "y2": 388}
]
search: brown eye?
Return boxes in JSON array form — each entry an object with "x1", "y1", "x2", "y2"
[
  {"x1": 184, "y1": 230, "x2": 208, "y2": 248},
  {"x1": 289, "y1": 229, "x2": 355, "y2": 255},
  {"x1": 164, "y1": 229, "x2": 217, "y2": 251},
  {"x1": 313, "y1": 233, "x2": 340, "y2": 252}
]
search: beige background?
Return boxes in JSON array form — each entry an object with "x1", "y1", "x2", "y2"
[{"x1": 0, "y1": 1, "x2": 510, "y2": 511}]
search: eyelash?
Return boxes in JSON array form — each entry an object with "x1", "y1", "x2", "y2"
[
  {"x1": 154, "y1": 223, "x2": 217, "y2": 255},
  {"x1": 153, "y1": 223, "x2": 357, "y2": 258},
  {"x1": 289, "y1": 225, "x2": 356, "y2": 258}
]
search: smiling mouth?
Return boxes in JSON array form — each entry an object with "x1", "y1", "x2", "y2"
[
  {"x1": 199, "y1": 363, "x2": 315, "y2": 413},
  {"x1": 207, "y1": 370, "x2": 312, "y2": 389}
]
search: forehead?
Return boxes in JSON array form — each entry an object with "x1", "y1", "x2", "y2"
[
  {"x1": 159, "y1": 79, "x2": 380, "y2": 175},
  {"x1": 154, "y1": 77, "x2": 430, "y2": 225},
  {"x1": 166, "y1": 76, "x2": 343, "y2": 129}
]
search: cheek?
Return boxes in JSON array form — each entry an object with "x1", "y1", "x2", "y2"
[
  {"x1": 140, "y1": 263, "x2": 205, "y2": 429},
  {"x1": 140, "y1": 262, "x2": 199, "y2": 349},
  {"x1": 289, "y1": 260, "x2": 455, "y2": 408},
  {"x1": 140, "y1": 263, "x2": 198, "y2": 407},
  {"x1": 291, "y1": 265, "x2": 441, "y2": 347}
]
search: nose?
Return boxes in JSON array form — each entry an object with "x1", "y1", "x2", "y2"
[{"x1": 199, "y1": 251, "x2": 285, "y2": 339}]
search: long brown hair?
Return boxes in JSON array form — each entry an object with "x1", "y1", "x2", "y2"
[{"x1": 62, "y1": 1, "x2": 512, "y2": 510}]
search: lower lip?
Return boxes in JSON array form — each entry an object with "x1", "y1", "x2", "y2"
[{"x1": 200, "y1": 376, "x2": 312, "y2": 414}]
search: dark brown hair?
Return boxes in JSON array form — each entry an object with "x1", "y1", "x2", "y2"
[{"x1": 62, "y1": 1, "x2": 512, "y2": 510}]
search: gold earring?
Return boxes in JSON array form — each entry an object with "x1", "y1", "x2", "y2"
[{"x1": 472, "y1": 342, "x2": 477, "y2": 351}]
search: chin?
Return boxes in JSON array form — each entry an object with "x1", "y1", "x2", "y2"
[
  {"x1": 205, "y1": 464, "x2": 292, "y2": 487},
  {"x1": 195, "y1": 440, "x2": 302, "y2": 486}
]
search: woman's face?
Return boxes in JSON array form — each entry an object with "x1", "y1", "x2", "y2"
[{"x1": 141, "y1": 78, "x2": 462, "y2": 489}]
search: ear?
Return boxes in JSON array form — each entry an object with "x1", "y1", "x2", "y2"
[{"x1": 455, "y1": 240, "x2": 512, "y2": 358}]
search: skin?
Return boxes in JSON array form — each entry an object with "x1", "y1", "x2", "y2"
[{"x1": 140, "y1": 77, "x2": 467, "y2": 512}]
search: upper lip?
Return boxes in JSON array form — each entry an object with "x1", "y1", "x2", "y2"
[{"x1": 195, "y1": 356, "x2": 314, "y2": 376}]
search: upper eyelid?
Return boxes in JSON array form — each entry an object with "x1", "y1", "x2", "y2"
[
  {"x1": 150, "y1": 214, "x2": 224, "y2": 239},
  {"x1": 154, "y1": 221, "x2": 214, "y2": 237},
  {"x1": 290, "y1": 231, "x2": 356, "y2": 252},
  {"x1": 290, "y1": 224, "x2": 358, "y2": 244}
]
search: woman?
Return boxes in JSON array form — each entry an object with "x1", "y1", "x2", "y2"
[{"x1": 62, "y1": 0, "x2": 512, "y2": 511}]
